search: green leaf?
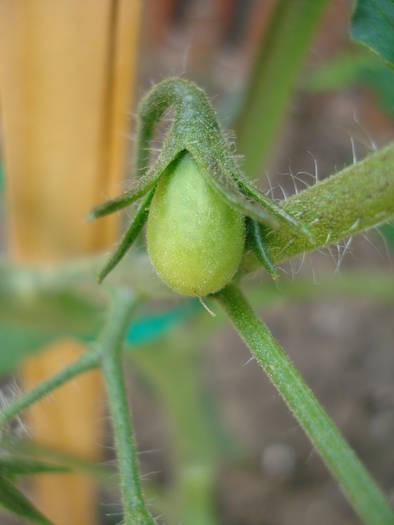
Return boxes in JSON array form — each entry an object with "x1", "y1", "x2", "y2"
[
  {"x1": 351, "y1": 0, "x2": 394, "y2": 68},
  {"x1": 0, "y1": 457, "x2": 69, "y2": 476},
  {"x1": 0, "y1": 475, "x2": 53, "y2": 524},
  {"x1": 358, "y1": 62, "x2": 394, "y2": 114},
  {"x1": 307, "y1": 50, "x2": 394, "y2": 115}
]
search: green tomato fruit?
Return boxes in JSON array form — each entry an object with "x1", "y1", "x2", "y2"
[{"x1": 147, "y1": 152, "x2": 245, "y2": 296}]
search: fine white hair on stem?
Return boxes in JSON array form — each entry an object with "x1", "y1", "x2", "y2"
[
  {"x1": 335, "y1": 236, "x2": 353, "y2": 273},
  {"x1": 181, "y1": 42, "x2": 191, "y2": 76},
  {"x1": 278, "y1": 184, "x2": 288, "y2": 201},
  {"x1": 293, "y1": 252, "x2": 306, "y2": 276},
  {"x1": 276, "y1": 238, "x2": 296, "y2": 259},
  {"x1": 293, "y1": 173, "x2": 310, "y2": 189},
  {"x1": 326, "y1": 244, "x2": 339, "y2": 267},
  {"x1": 264, "y1": 172, "x2": 274, "y2": 198},
  {"x1": 361, "y1": 231, "x2": 386, "y2": 259},
  {"x1": 335, "y1": 243, "x2": 342, "y2": 272},
  {"x1": 0, "y1": 383, "x2": 29, "y2": 439},
  {"x1": 350, "y1": 135, "x2": 358, "y2": 164},
  {"x1": 297, "y1": 169, "x2": 316, "y2": 181},
  {"x1": 306, "y1": 150, "x2": 319, "y2": 183},
  {"x1": 352, "y1": 110, "x2": 378, "y2": 152},
  {"x1": 141, "y1": 470, "x2": 162, "y2": 481},
  {"x1": 350, "y1": 218, "x2": 361, "y2": 232},
  {"x1": 308, "y1": 217, "x2": 320, "y2": 227},
  {"x1": 276, "y1": 264, "x2": 288, "y2": 275},
  {"x1": 242, "y1": 356, "x2": 255, "y2": 367},
  {"x1": 288, "y1": 164, "x2": 299, "y2": 195},
  {"x1": 374, "y1": 226, "x2": 393, "y2": 264}
]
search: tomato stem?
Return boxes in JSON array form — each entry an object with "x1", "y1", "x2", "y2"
[{"x1": 214, "y1": 283, "x2": 394, "y2": 525}]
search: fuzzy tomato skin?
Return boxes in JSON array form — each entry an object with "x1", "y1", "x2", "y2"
[{"x1": 147, "y1": 152, "x2": 245, "y2": 296}]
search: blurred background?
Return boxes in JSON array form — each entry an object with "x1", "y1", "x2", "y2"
[{"x1": 0, "y1": 1, "x2": 393, "y2": 524}]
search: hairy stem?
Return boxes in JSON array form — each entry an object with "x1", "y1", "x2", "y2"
[
  {"x1": 243, "y1": 142, "x2": 394, "y2": 271},
  {"x1": 214, "y1": 283, "x2": 394, "y2": 525},
  {"x1": 101, "y1": 290, "x2": 154, "y2": 525},
  {"x1": 0, "y1": 348, "x2": 99, "y2": 427}
]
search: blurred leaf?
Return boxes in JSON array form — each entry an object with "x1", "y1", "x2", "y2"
[
  {"x1": 0, "y1": 260, "x2": 197, "y2": 348},
  {"x1": 0, "y1": 457, "x2": 69, "y2": 476},
  {"x1": 358, "y1": 62, "x2": 394, "y2": 114},
  {"x1": 7, "y1": 441, "x2": 112, "y2": 482},
  {"x1": 307, "y1": 51, "x2": 376, "y2": 91},
  {"x1": 0, "y1": 325, "x2": 53, "y2": 377},
  {"x1": 0, "y1": 261, "x2": 107, "y2": 339},
  {"x1": 0, "y1": 289, "x2": 104, "y2": 339},
  {"x1": 236, "y1": 0, "x2": 328, "y2": 177},
  {"x1": 351, "y1": 0, "x2": 394, "y2": 68},
  {"x1": 0, "y1": 475, "x2": 53, "y2": 524},
  {"x1": 307, "y1": 49, "x2": 394, "y2": 115}
]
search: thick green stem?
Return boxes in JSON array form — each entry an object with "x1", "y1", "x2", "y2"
[
  {"x1": 215, "y1": 283, "x2": 394, "y2": 525},
  {"x1": 236, "y1": 0, "x2": 328, "y2": 177},
  {"x1": 0, "y1": 348, "x2": 99, "y2": 427},
  {"x1": 243, "y1": 142, "x2": 394, "y2": 271},
  {"x1": 101, "y1": 290, "x2": 154, "y2": 525}
]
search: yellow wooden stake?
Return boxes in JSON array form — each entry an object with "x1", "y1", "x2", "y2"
[{"x1": 0, "y1": 1, "x2": 141, "y2": 523}]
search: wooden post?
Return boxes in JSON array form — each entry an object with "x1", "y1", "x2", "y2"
[{"x1": 0, "y1": 1, "x2": 141, "y2": 523}]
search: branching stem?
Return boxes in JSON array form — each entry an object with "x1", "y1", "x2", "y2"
[
  {"x1": 0, "y1": 289, "x2": 154, "y2": 524},
  {"x1": 214, "y1": 283, "x2": 394, "y2": 525},
  {"x1": 100, "y1": 290, "x2": 154, "y2": 525},
  {"x1": 0, "y1": 348, "x2": 99, "y2": 427}
]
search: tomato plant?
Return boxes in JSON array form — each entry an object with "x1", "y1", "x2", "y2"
[{"x1": 0, "y1": 2, "x2": 393, "y2": 525}]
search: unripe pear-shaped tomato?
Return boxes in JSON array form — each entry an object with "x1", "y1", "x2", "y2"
[{"x1": 147, "y1": 152, "x2": 245, "y2": 296}]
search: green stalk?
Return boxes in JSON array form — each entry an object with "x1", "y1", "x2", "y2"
[
  {"x1": 214, "y1": 283, "x2": 394, "y2": 525},
  {"x1": 236, "y1": 0, "x2": 328, "y2": 177},
  {"x1": 100, "y1": 290, "x2": 154, "y2": 525},
  {"x1": 0, "y1": 348, "x2": 99, "y2": 427},
  {"x1": 243, "y1": 142, "x2": 394, "y2": 271}
]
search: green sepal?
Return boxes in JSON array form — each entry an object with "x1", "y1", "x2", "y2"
[
  {"x1": 247, "y1": 218, "x2": 279, "y2": 280},
  {"x1": 187, "y1": 145, "x2": 279, "y2": 229},
  {"x1": 98, "y1": 190, "x2": 154, "y2": 283},
  {"x1": 237, "y1": 175, "x2": 313, "y2": 242},
  {"x1": 88, "y1": 144, "x2": 180, "y2": 220}
]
